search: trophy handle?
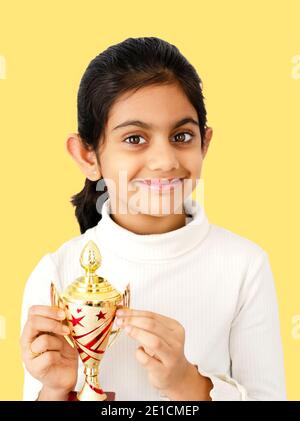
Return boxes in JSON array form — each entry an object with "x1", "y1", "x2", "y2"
[
  {"x1": 108, "y1": 283, "x2": 131, "y2": 349},
  {"x1": 50, "y1": 281, "x2": 76, "y2": 349},
  {"x1": 108, "y1": 327, "x2": 121, "y2": 349}
]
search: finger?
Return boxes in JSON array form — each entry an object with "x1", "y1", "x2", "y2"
[
  {"x1": 116, "y1": 308, "x2": 179, "y2": 331},
  {"x1": 116, "y1": 316, "x2": 176, "y2": 347},
  {"x1": 30, "y1": 334, "x2": 63, "y2": 358},
  {"x1": 143, "y1": 346, "x2": 156, "y2": 357},
  {"x1": 23, "y1": 315, "x2": 70, "y2": 345},
  {"x1": 28, "y1": 305, "x2": 66, "y2": 321},
  {"x1": 124, "y1": 324, "x2": 172, "y2": 365},
  {"x1": 136, "y1": 345, "x2": 162, "y2": 370},
  {"x1": 30, "y1": 351, "x2": 62, "y2": 378}
]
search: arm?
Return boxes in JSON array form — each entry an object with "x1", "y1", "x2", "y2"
[
  {"x1": 226, "y1": 250, "x2": 286, "y2": 400},
  {"x1": 194, "y1": 251, "x2": 287, "y2": 401},
  {"x1": 20, "y1": 254, "x2": 50, "y2": 400},
  {"x1": 20, "y1": 255, "x2": 75, "y2": 400}
]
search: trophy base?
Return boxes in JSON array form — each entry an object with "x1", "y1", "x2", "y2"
[{"x1": 68, "y1": 391, "x2": 116, "y2": 401}]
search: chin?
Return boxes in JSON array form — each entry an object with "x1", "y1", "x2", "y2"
[
  {"x1": 127, "y1": 190, "x2": 185, "y2": 215},
  {"x1": 132, "y1": 203, "x2": 183, "y2": 217}
]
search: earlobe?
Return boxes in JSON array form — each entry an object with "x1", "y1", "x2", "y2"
[
  {"x1": 65, "y1": 133, "x2": 78, "y2": 158},
  {"x1": 65, "y1": 133, "x2": 101, "y2": 181},
  {"x1": 205, "y1": 127, "x2": 213, "y2": 142},
  {"x1": 202, "y1": 127, "x2": 213, "y2": 158}
]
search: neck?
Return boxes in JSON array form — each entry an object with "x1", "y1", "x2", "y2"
[
  {"x1": 110, "y1": 207, "x2": 187, "y2": 235},
  {"x1": 96, "y1": 197, "x2": 210, "y2": 262}
]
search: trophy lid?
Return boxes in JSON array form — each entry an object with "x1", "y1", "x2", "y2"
[{"x1": 62, "y1": 240, "x2": 123, "y2": 306}]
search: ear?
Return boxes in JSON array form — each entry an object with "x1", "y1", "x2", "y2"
[
  {"x1": 202, "y1": 127, "x2": 213, "y2": 159},
  {"x1": 65, "y1": 133, "x2": 101, "y2": 181}
]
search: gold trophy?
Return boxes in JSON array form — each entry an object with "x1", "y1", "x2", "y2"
[{"x1": 50, "y1": 240, "x2": 130, "y2": 401}]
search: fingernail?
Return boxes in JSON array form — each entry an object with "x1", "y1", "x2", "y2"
[
  {"x1": 124, "y1": 325, "x2": 132, "y2": 333},
  {"x1": 58, "y1": 310, "x2": 65, "y2": 320},
  {"x1": 116, "y1": 318, "x2": 123, "y2": 326},
  {"x1": 63, "y1": 326, "x2": 70, "y2": 334},
  {"x1": 116, "y1": 310, "x2": 124, "y2": 316}
]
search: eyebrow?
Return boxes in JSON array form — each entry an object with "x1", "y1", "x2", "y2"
[{"x1": 112, "y1": 116, "x2": 199, "y2": 131}]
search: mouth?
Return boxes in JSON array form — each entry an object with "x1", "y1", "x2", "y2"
[{"x1": 133, "y1": 177, "x2": 185, "y2": 192}]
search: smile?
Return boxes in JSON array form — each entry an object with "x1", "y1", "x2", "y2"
[{"x1": 135, "y1": 178, "x2": 184, "y2": 192}]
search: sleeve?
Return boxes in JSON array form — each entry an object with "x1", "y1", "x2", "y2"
[
  {"x1": 20, "y1": 253, "x2": 62, "y2": 401},
  {"x1": 197, "y1": 250, "x2": 287, "y2": 401}
]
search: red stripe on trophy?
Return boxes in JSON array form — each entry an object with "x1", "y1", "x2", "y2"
[
  {"x1": 73, "y1": 324, "x2": 100, "y2": 340},
  {"x1": 86, "y1": 379, "x2": 105, "y2": 395},
  {"x1": 77, "y1": 318, "x2": 115, "y2": 363},
  {"x1": 84, "y1": 318, "x2": 114, "y2": 349}
]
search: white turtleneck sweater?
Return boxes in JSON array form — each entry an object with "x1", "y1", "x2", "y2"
[{"x1": 20, "y1": 197, "x2": 286, "y2": 401}]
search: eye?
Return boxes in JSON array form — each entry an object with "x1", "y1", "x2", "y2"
[
  {"x1": 122, "y1": 135, "x2": 147, "y2": 146},
  {"x1": 122, "y1": 131, "x2": 194, "y2": 146},
  {"x1": 172, "y1": 132, "x2": 194, "y2": 143}
]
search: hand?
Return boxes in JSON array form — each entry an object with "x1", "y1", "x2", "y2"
[
  {"x1": 20, "y1": 305, "x2": 78, "y2": 398},
  {"x1": 115, "y1": 308, "x2": 211, "y2": 399}
]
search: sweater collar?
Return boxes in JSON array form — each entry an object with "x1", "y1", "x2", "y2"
[{"x1": 95, "y1": 196, "x2": 210, "y2": 262}]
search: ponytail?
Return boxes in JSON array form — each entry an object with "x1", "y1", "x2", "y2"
[{"x1": 70, "y1": 177, "x2": 108, "y2": 234}]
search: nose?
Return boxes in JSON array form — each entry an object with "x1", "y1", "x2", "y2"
[{"x1": 146, "y1": 139, "x2": 180, "y2": 172}]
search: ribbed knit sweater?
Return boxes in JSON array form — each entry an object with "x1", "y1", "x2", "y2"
[{"x1": 20, "y1": 197, "x2": 286, "y2": 400}]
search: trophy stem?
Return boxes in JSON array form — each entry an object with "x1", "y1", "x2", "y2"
[{"x1": 77, "y1": 366, "x2": 107, "y2": 401}]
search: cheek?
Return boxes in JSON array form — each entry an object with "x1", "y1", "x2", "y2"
[
  {"x1": 192, "y1": 157, "x2": 203, "y2": 176},
  {"x1": 101, "y1": 148, "x2": 139, "y2": 182},
  {"x1": 182, "y1": 148, "x2": 203, "y2": 176},
  {"x1": 181, "y1": 152, "x2": 203, "y2": 194},
  {"x1": 117, "y1": 150, "x2": 145, "y2": 179},
  {"x1": 103, "y1": 155, "x2": 143, "y2": 201}
]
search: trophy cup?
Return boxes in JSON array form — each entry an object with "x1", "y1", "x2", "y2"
[{"x1": 50, "y1": 240, "x2": 130, "y2": 401}]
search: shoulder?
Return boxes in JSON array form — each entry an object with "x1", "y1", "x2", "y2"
[
  {"x1": 21, "y1": 226, "x2": 98, "y2": 326},
  {"x1": 47, "y1": 225, "x2": 98, "y2": 286},
  {"x1": 24, "y1": 225, "x2": 98, "y2": 298},
  {"x1": 205, "y1": 223, "x2": 270, "y2": 278},
  {"x1": 49, "y1": 226, "x2": 96, "y2": 266},
  {"x1": 208, "y1": 222, "x2": 267, "y2": 259},
  {"x1": 205, "y1": 224, "x2": 275, "y2": 302}
]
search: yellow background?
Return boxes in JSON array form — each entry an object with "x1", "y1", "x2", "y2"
[{"x1": 0, "y1": 0, "x2": 299, "y2": 400}]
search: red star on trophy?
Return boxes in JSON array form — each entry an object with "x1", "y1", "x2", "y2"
[
  {"x1": 50, "y1": 240, "x2": 130, "y2": 401},
  {"x1": 69, "y1": 314, "x2": 85, "y2": 327},
  {"x1": 96, "y1": 310, "x2": 106, "y2": 321}
]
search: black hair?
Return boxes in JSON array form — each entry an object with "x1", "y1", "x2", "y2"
[{"x1": 70, "y1": 36, "x2": 208, "y2": 234}]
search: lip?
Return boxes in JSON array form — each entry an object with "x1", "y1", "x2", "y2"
[
  {"x1": 135, "y1": 177, "x2": 185, "y2": 184},
  {"x1": 134, "y1": 178, "x2": 184, "y2": 193}
]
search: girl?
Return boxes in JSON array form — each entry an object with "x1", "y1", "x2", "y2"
[{"x1": 20, "y1": 37, "x2": 286, "y2": 401}]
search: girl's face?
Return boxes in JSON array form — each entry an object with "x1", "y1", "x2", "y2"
[{"x1": 97, "y1": 82, "x2": 212, "y2": 217}]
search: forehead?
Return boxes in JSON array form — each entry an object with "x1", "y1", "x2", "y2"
[{"x1": 106, "y1": 83, "x2": 197, "y2": 131}]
